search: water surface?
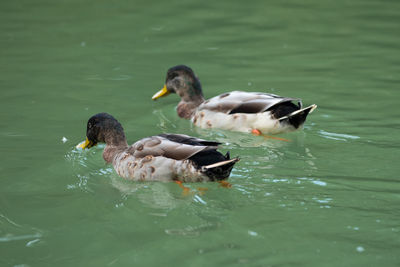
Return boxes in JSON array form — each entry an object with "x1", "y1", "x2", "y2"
[{"x1": 1, "y1": 0, "x2": 400, "y2": 266}]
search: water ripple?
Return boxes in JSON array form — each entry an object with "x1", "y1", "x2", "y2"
[
  {"x1": 319, "y1": 130, "x2": 361, "y2": 141},
  {"x1": 0, "y1": 213, "x2": 43, "y2": 245}
]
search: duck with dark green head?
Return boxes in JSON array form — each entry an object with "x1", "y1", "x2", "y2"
[
  {"x1": 152, "y1": 65, "x2": 317, "y2": 135},
  {"x1": 77, "y1": 113, "x2": 239, "y2": 182}
]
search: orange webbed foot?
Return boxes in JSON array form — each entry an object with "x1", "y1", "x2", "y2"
[
  {"x1": 251, "y1": 129, "x2": 290, "y2": 142},
  {"x1": 175, "y1": 181, "x2": 191, "y2": 196},
  {"x1": 219, "y1": 180, "x2": 232, "y2": 188}
]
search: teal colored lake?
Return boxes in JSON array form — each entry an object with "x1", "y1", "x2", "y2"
[{"x1": 1, "y1": 0, "x2": 400, "y2": 266}]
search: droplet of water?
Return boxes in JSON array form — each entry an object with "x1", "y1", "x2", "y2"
[
  {"x1": 356, "y1": 246, "x2": 365, "y2": 252},
  {"x1": 248, "y1": 230, "x2": 258, "y2": 236}
]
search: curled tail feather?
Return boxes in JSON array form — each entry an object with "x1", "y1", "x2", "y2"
[
  {"x1": 278, "y1": 104, "x2": 317, "y2": 128},
  {"x1": 201, "y1": 157, "x2": 240, "y2": 181}
]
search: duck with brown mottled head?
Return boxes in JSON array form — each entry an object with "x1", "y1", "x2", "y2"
[
  {"x1": 152, "y1": 65, "x2": 317, "y2": 135},
  {"x1": 77, "y1": 113, "x2": 239, "y2": 182}
]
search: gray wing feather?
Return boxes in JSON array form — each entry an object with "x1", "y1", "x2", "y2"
[
  {"x1": 128, "y1": 135, "x2": 216, "y2": 160},
  {"x1": 199, "y1": 91, "x2": 302, "y2": 114}
]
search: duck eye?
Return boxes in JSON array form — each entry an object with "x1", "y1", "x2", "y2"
[{"x1": 174, "y1": 79, "x2": 182, "y2": 86}]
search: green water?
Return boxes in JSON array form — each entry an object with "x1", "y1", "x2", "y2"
[{"x1": 1, "y1": 0, "x2": 400, "y2": 266}]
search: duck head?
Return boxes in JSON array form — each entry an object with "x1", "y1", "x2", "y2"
[
  {"x1": 152, "y1": 65, "x2": 205, "y2": 104},
  {"x1": 77, "y1": 113, "x2": 127, "y2": 149}
]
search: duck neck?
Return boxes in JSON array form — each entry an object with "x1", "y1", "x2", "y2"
[
  {"x1": 181, "y1": 78, "x2": 205, "y2": 102},
  {"x1": 103, "y1": 132, "x2": 128, "y2": 163},
  {"x1": 177, "y1": 83, "x2": 205, "y2": 119},
  {"x1": 177, "y1": 99, "x2": 204, "y2": 119}
]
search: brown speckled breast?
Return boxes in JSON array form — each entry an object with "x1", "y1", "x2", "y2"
[{"x1": 112, "y1": 152, "x2": 210, "y2": 182}]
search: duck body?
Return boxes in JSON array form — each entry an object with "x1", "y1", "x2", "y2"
[
  {"x1": 191, "y1": 91, "x2": 316, "y2": 134},
  {"x1": 77, "y1": 113, "x2": 239, "y2": 182},
  {"x1": 152, "y1": 65, "x2": 317, "y2": 134},
  {"x1": 111, "y1": 134, "x2": 238, "y2": 182},
  {"x1": 113, "y1": 152, "x2": 203, "y2": 182}
]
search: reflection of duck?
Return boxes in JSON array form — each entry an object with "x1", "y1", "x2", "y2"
[
  {"x1": 77, "y1": 113, "x2": 239, "y2": 182},
  {"x1": 193, "y1": 126, "x2": 295, "y2": 149},
  {"x1": 110, "y1": 178, "x2": 180, "y2": 210},
  {"x1": 153, "y1": 65, "x2": 317, "y2": 135}
]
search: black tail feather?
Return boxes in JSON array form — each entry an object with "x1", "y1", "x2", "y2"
[
  {"x1": 278, "y1": 104, "x2": 317, "y2": 129},
  {"x1": 270, "y1": 102, "x2": 299, "y2": 119},
  {"x1": 202, "y1": 158, "x2": 239, "y2": 181},
  {"x1": 189, "y1": 150, "x2": 239, "y2": 181},
  {"x1": 287, "y1": 109, "x2": 311, "y2": 129}
]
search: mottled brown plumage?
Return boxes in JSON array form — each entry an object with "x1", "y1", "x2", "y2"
[
  {"x1": 77, "y1": 113, "x2": 239, "y2": 182},
  {"x1": 152, "y1": 65, "x2": 317, "y2": 134}
]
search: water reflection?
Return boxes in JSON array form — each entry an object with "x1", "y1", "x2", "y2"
[
  {"x1": 109, "y1": 174, "x2": 217, "y2": 211},
  {"x1": 109, "y1": 176, "x2": 232, "y2": 239},
  {"x1": 194, "y1": 127, "x2": 294, "y2": 149},
  {"x1": 110, "y1": 177, "x2": 181, "y2": 210}
]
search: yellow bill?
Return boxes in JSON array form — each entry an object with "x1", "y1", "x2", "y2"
[
  {"x1": 76, "y1": 137, "x2": 94, "y2": 149},
  {"x1": 152, "y1": 85, "x2": 170, "y2": 100}
]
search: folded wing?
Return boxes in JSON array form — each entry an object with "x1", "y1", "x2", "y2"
[
  {"x1": 127, "y1": 134, "x2": 220, "y2": 160},
  {"x1": 198, "y1": 91, "x2": 302, "y2": 114}
]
